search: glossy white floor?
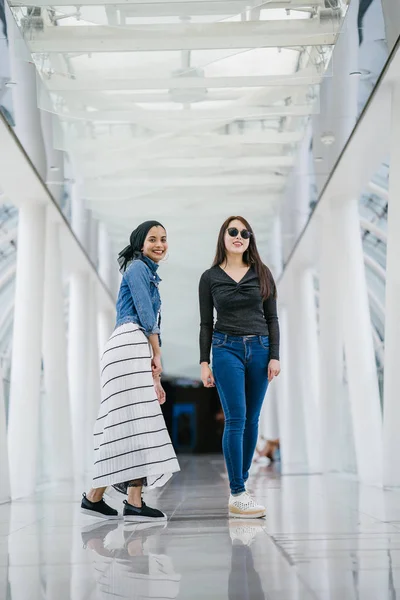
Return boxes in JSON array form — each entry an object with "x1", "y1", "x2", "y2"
[{"x1": 2, "y1": 456, "x2": 400, "y2": 599}]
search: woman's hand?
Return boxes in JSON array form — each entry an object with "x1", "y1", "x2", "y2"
[
  {"x1": 151, "y1": 353, "x2": 162, "y2": 377},
  {"x1": 154, "y1": 379, "x2": 166, "y2": 405},
  {"x1": 201, "y1": 363, "x2": 215, "y2": 388},
  {"x1": 268, "y1": 359, "x2": 281, "y2": 382}
]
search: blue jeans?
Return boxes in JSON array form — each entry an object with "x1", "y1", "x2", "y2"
[{"x1": 212, "y1": 332, "x2": 270, "y2": 495}]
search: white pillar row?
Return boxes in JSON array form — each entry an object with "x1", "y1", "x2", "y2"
[
  {"x1": 296, "y1": 267, "x2": 321, "y2": 473},
  {"x1": 42, "y1": 212, "x2": 73, "y2": 482},
  {"x1": 276, "y1": 306, "x2": 290, "y2": 467},
  {"x1": 260, "y1": 383, "x2": 279, "y2": 442},
  {"x1": 85, "y1": 280, "x2": 101, "y2": 477},
  {"x1": 381, "y1": 0, "x2": 400, "y2": 52},
  {"x1": 6, "y1": 7, "x2": 47, "y2": 180},
  {"x1": 87, "y1": 210, "x2": 99, "y2": 267},
  {"x1": 68, "y1": 271, "x2": 89, "y2": 479},
  {"x1": 98, "y1": 221, "x2": 116, "y2": 354},
  {"x1": 7, "y1": 203, "x2": 46, "y2": 499},
  {"x1": 318, "y1": 203, "x2": 346, "y2": 474},
  {"x1": 98, "y1": 310, "x2": 115, "y2": 356},
  {"x1": 284, "y1": 274, "x2": 309, "y2": 471},
  {"x1": 39, "y1": 109, "x2": 65, "y2": 205},
  {"x1": 383, "y1": 82, "x2": 400, "y2": 487},
  {"x1": 277, "y1": 298, "x2": 308, "y2": 472},
  {"x1": 269, "y1": 215, "x2": 283, "y2": 280},
  {"x1": 260, "y1": 215, "x2": 283, "y2": 444},
  {"x1": 68, "y1": 182, "x2": 90, "y2": 478},
  {"x1": 334, "y1": 195, "x2": 383, "y2": 485},
  {"x1": 293, "y1": 124, "x2": 312, "y2": 238},
  {"x1": 0, "y1": 362, "x2": 10, "y2": 504}
]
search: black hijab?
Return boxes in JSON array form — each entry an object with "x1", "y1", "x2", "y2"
[{"x1": 117, "y1": 220, "x2": 165, "y2": 272}]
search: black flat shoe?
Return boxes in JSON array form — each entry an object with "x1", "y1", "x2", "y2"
[
  {"x1": 123, "y1": 499, "x2": 167, "y2": 522},
  {"x1": 81, "y1": 493, "x2": 121, "y2": 520}
]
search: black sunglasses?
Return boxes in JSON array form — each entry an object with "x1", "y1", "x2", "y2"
[{"x1": 227, "y1": 227, "x2": 252, "y2": 240}]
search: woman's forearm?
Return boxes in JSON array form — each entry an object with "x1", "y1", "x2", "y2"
[{"x1": 148, "y1": 333, "x2": 161, "y2": 357}]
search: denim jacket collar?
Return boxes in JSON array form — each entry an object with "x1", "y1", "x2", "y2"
[{"x1": 139, "y1": 254, "x2": 161, "y2": 281}]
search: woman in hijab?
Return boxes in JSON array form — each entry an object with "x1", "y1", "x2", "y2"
[{"x1": 81, "y1": 221, "x2": 180, "y2": 522}]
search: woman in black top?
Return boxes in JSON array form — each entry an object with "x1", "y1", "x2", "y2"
[{"x1": 199, "y1": 216, "x2": 280, "y2": 518}]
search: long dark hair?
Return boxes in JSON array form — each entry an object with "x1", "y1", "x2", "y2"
[{"x1": 212, "y1": 216, "x2": 276, "y2": 300}]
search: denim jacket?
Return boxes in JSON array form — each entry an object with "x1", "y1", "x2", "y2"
[{"x1": 115, "y1": 255, "x2": 162, "y2": 343}]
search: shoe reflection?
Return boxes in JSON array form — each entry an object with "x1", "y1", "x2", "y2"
[
  {"x1": 81, "y1": 521, "x2": 181, "y2": 599},
  {"x1": 228, "y1": 520, "x2": 266, "y2": 600}
]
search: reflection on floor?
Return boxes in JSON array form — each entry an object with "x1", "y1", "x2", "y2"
[{"x1": 2, "y1": 455, "x2": 400, "y2": 599}]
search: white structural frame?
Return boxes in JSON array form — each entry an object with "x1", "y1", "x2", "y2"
[
  {"x1": 0, "y1": 113, "x2": 114, "y2": 499},
  {"x1": 277, "y1": 39, "x2": 400, "y2": 485}
]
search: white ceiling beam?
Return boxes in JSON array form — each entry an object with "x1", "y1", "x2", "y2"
[
  {"x1": 28, "y1": 19, "x2": 340, "y2": 53},
  {"x1": 84, "y1": 175, "x2": 285, "y2": 197},
  {"x1": 53, "y1": 86, "x2": 313, "y2": 103},
  {"x1": 76, "y1": 144, "x2": 295, "y2": 160},
  {"x1": 11, "y1": 0, "x2": 324, "y2": 12},
  {"x1": 62, "y1": 90, "x2": 244, "y2": 103},
  {"x1": 45, "y1": 71, "x2": 322, "y2": 92},
  {"x1": 72, "y1": 131, "x2": 303, "y2": 155},
  {"x1": 81, "y1": 155, "x2": 294, "y2": 178},
  {"x1": 59, "y1": 104, "x2": 315, "y2": 123}
]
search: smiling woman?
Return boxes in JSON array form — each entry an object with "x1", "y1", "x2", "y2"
[
  {"x1": 199, "y1": 215, "x2": 280, "y2": 519},
  {"x1": 81, "y1": 220, "x2": 180, "y2": 523}
]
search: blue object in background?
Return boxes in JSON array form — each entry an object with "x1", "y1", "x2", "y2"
[{"x1": 172, "y1": 403, "x2": 196, "y2": 452}]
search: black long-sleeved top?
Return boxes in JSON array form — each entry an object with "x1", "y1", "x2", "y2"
[{"x1": 199, "y1": 265, "x2": 280, "y2": 364}]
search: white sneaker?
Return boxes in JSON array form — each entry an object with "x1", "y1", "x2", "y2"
[{"x1": 228, "y1": 491, "x2": 266, "y2": 519}]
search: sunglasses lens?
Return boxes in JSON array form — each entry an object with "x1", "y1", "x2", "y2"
[
  {"x1": 228, "y1": 228, "x2": 239, "y2": 237},
  {"x1": 241, "y1": 230, "x2": 251, "y2": 239}
]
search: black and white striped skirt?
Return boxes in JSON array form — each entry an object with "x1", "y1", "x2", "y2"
[{"x1": 92, "y1": 323, "x2": 180, "y2": 492}]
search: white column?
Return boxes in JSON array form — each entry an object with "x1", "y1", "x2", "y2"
[
  {"x1": 296, "y1": 267, "x2": 321, "y2": 473},
  {"x1": 97, "y1": 221, "x2": 115, "y2": 353},
  {"x1": 277, "y1": 304, "x2": 307, "y2": 472},
  {"x1": 381, "y1": 0, "x2": 400, "y2": 52},
  {"x1": 7, "y1": 10, "x2": 47, "y2": 179},
  {"x1": 0, "y1": 362, "x2": 10, "y2": 504},
  {"x1": 42, "y1": 213, "x2": 73, "y2": 482},
  {"x1": 383, "y1": 83, "x2": 400, "y2": 487},
  {"x1": 312, "y1": 0, "x2": 359, "y2": 195},
  {"x1": 85, "y1": 281, "x2": 101, "y2": 477},
  {"x1": 293, "y1": 124, "x2": 312, "y2": 238},
  {"x1": 269, "y1": 215, "x2": 283, "y2": 280},
  {"x1": 284, "y1": 274, "x2": 309, "y2": 471},
  {"x1": 68, "y1": 272, "x2": 89, "y2": 479},
  {"x1": 260, "y1": 384, "x2": 279, "y2": 441},
  {"x1": 98, "y1": 309, "x2": 114, "y2": 355},
  {"x1": 40, "y1": 109, "x2": 65, "y2": 205},
  {"x1": 68, "y1": 183, "x2": 89, "y2": 478},
  {"x1": 87, "y1": 210, "x2": 99, "y2": 267},
  {"x1": 335, "y1": 195, "x2": 383, "y2": 485},
  {"x1": 7, "y1": 203, "x2": 46, "y2": 499},
  {"x1": 261, "y1": 215, "x2": 283, "y2": 443},
  {"x1": 318, "y1": 204, "x2": 346, "y2": 473}
]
